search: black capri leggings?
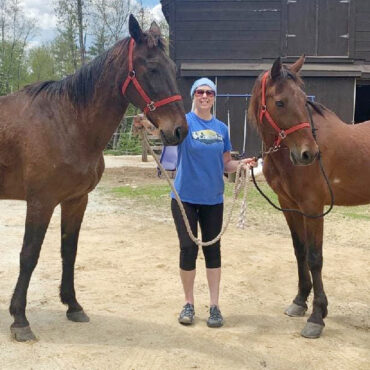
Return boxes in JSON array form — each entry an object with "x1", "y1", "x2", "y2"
[{"x1": 171, "y1": 199, "x2": 223, "y2": 271}]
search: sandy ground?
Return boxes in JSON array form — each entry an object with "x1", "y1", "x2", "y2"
[{"x1": 0, "y1": 156, "x2": 369, "y2": 370}]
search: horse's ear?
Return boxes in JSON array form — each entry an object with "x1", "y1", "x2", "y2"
[
  {"x1": 247, "y1": 79, "x2": 260, "y2": 126},
  {"x1": 271, "y1": 57, "x2": 282, "y2": 80},
  {"x1": 149, "y1": 21, "x2": 161, "y2": 37},
  {"x1": 290, "y1": 54, "x2": 305, "y2": 73},
  {"x1": 129, "y1": 14, "x2": 144, "y2": 43},
  {"x1": 148, "y1": 21, "x2": 161, "y2": 47}
]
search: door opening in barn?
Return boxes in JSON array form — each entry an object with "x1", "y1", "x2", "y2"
[{"x1": 354, "y1": 83, "x2": 370, "y2": 123}]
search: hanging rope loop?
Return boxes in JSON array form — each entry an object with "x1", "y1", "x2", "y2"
[{"x1": 136, "y1": 127, "x2": 250, "y2": 246}]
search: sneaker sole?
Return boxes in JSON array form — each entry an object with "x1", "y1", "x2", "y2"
[
  {"x1": 178, "y1": 318, "x2": 193, "y2": 325},
  {"x1": 207, "y1": 321, "x2": 224, "y2": 328}
]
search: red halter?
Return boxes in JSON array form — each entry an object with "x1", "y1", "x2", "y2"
[
  {"x1": 259, "y1": 71, "x2": 310, "y2": 147},
  {"x1": 121, "y1": 38, "x2": 182, "y2": 115}
]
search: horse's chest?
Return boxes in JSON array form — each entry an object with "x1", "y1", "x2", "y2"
[
  {"x1": 263, "y1": 162, "x2": 289, "y2": 197},
  {"x1": 55, "y1": 159, "x2": 103, "y2": 196},
  {"x1": 72, "y1": 165, "x2": 102, "y2": 190},
  {"x1": 77, "y1": 168, "x2": 100, "y2": 186}
]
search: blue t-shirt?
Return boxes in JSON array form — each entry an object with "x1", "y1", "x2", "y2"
[{"x1": 171, "y1": 112, "x2": 232, "y2": 205}]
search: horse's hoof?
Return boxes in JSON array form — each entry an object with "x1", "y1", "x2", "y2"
[
  {"x1": 67, "y1": 310, "x2": 90, "y2": 322},
  {"x1": 10, "y1": 325, "x2": 37, "y2": 342},
  {"x1": 284, "y1": 303, "x2": 307, "y2": 317},
  {"x1": 301, "y1": 322, "x2": 324, "y2": 339}
]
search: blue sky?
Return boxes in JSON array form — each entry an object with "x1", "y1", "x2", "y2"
[
  {"x1": 22, "y1": 0, "x2": 163, "y2": 47},
  {"x1": 142, "y1": 0, "x2": 160, "y2": 5}
]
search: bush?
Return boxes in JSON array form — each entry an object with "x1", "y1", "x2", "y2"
[
  {"x1": 117, "y1": 131, "x2": 143, "y2": 154},
  {"x1": 105, "y1": 105, "x2": 144, "y2": 155}
]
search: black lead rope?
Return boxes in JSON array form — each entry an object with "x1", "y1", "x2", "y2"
[{"x1": 250, "y1": 102, "x2": 335, "y2": 219}]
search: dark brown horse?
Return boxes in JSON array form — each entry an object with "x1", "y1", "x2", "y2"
[
  {"x1": 249, "y1": 56, "x2": 370, "y2": 338},
  {"x1": 0, "y1": 15, "x2": 187, "y2": 342}
]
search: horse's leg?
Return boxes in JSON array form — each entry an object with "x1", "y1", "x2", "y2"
[
  {"x1": 301, "y1": 215, "x2": 327, "y2": 338},
  {"x1": 60, "y1": 194, "x2": 89, "y2": 322},
  {"x1": 9, "y1": 199, "x2": 55, "y2": 342},
  {"x1": 279, "y1": 197, "x2": 312, "y2": 317}
]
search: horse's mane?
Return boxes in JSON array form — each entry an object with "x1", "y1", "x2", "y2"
[
  {"x1": 306, "y1": 100, "x2": 327, "y2": 117},
  {"x1": 248, "y1": 65, "x2": 327, "y2": 132},
  {"x1": 248, "y1": 73, "x2": 264, "y2": 130},
  {"x1": 23, "y1": 45, "x2": 114, "y2": 107},
  {"x1": 23, "y1": 31, "x2": 166, "y2": 107}
]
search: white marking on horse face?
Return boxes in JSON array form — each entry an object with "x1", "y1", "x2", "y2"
[{"x1": 333, "y1": 178, "x2": 341, "y2": 184}]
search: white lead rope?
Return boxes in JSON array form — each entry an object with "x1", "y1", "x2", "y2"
[{"x1": 140, "y1": 129, "x2": 250, "y2": 247}]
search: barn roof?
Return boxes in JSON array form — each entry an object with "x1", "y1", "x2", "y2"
[{"x1": 180, "y1": 63, "x2": 370, "y2": 78}]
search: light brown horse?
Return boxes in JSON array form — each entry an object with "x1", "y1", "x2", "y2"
[
  {"x1": 249, "y1": 56, "x2": 370, "y2": 338},
  {"x1": 0, "y1": 15, "x2": 187, "y2": 341}
]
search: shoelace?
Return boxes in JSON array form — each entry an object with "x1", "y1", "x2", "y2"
[
  {"x1": 210, "y1": 307, "x2": 222, "y2": 320},
  {"x1": 183, "y1": 304, "x2": 194, "y2": 316}
]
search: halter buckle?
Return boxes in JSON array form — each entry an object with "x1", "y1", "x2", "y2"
[
  {"x1": 147, "y1": 101, "x2": 156, "y2": 112},
  {"x1": 129, "y1": 70, "x2": 136, "y2": 79},
  {"x1": 279, "y1": 130, "x2": 287, "y2": 139},
  {"x1": 261, "y1": 105, "x2": 267, "y2": 112}
]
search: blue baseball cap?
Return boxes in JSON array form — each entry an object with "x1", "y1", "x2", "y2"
[{"x1": 190, "y1": 77, "x2": 217, "y2": 97}]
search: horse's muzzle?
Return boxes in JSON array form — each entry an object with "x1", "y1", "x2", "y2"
[
  {"x1": 160, "y1": 125, "x2": 188, "y2": 146},
  {"x1": 290, "y1": 147, "x2": 319, "y2": 166}
]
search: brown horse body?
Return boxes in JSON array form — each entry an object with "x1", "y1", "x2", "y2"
[
  {"x1": 0, "y1": 15, "x2": 187, "y2": 341},
  {"x1": 249, "y1": 56, "x2": 370, "y2": 338},
  {"x1": 265, "y1": 111, "x2": 370, "y2": 207}
]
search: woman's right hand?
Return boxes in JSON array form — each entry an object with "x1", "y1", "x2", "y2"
[{"x1": 240, "y1": 157, "x2": 257, "y2": 170}]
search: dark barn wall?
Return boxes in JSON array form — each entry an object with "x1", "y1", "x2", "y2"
[
  {"x1": 172, "y1": 0, "x2": 282, "y2": 63},
  {"x1": 162, "y1": 0, "x2": 370, "y2": 147},
  {"x1": 355, "y1": 0, "x2": 370, "y2": 61},
  {"x1": 164, "y1": 0, "x2": 370, "y2": 62},
  {"x1": 215, "y1": 77, "x2": 261, "y2": 156},
  {"x1": 282, "y1": 0, "x2": 353, "y2": 58},
  {"x1": 303, "y1": 77, "x2": 355, "y2": 124}
]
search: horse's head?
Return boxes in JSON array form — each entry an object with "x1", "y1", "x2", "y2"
[
  {"x1": 121, "y1": 15, "x2": 188, "y2": 145},
  {"x1": 249, "y1": 56, "x2": 319, "y2": 166}
]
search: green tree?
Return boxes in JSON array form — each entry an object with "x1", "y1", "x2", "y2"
[
  {"x1": 55, "y1": 0, "x2": 89, "y2": 72},
  {"x1": 52, "y1": 34, "x2": 78, "y2": 78},
  {"x1": 88, "y1": 24, "x2": 109, "y2": 57},
  {"x1": 88, "y1": 0, "x2": 131, "y2": 57},
  {"x1": 0, "y1": 0, "x2": 36, "y2": 94},
  {"x1": 27, "y1": 45, "x2": 57, "y2": 83}
]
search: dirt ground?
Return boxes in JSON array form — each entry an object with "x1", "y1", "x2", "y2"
[{"x1": 0, "y1": 155, "x2": 369, "y2": 370}]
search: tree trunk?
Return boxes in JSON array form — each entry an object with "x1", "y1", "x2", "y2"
[{"x1": 77, "y1": 0, "x2": 85, "y2": 65}]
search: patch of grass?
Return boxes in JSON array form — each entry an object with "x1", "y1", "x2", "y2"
[
  {"x1": 104, "y1": 150, "x2": 125, "y2": 156},
  {"x1": 224, "y1": 181, "x2": 279, "y2": 211},
  {"x1": 110, "y1": 181, "x2": 279, "y2": 212},
  {"x1": 333, "y1": 207, "x2": 370, "y2": 221},
  {"x1": 110, "y1": 180, "x2": 370, "y2": 221}
]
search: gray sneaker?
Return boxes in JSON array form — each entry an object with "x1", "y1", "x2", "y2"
[
  {"x1": 178, "y1": 303, "x2": 195, "y2": 325},
  {"x1": 207, "y1": 305, "x2": 224, "y2": 328}
]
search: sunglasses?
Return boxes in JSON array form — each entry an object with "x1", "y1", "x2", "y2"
[{"x1": 194, "y1": 89, "x2": 215, "y2": 97}]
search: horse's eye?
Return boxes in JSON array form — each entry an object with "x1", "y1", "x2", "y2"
[
  {"x1": 149, "y1": 67, "x2": 159, "y2": 75},
  {"x1": 275, "y1": 100, "x2": 284, "y2": 107},
  {"x1": 147, "y1": 62, "x2": 159, "y2": 74}
]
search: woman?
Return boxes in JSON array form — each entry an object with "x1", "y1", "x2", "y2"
[{"x1": 171, "y1": 78, "x2": 256, "y2": 327}]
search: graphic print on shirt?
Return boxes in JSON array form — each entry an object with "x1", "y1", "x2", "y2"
[{"x1": 191, "y1": 129, "x2": 223, "y2": 145}]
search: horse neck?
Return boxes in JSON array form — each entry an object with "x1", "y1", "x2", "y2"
[
  {"x1": 76, "y1": 94, "x2": 129, "y2": 152},
  {"x1": 75, "y1": 42, "x2": 132, "y2": 152}
]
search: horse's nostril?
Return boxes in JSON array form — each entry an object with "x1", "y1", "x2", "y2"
[
  {"x1": 175, "y1": 126, "x2": 182, "y2": 140},
  {"x1": 302, "y1": 151, "x2": 310, "y2": 162}
]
